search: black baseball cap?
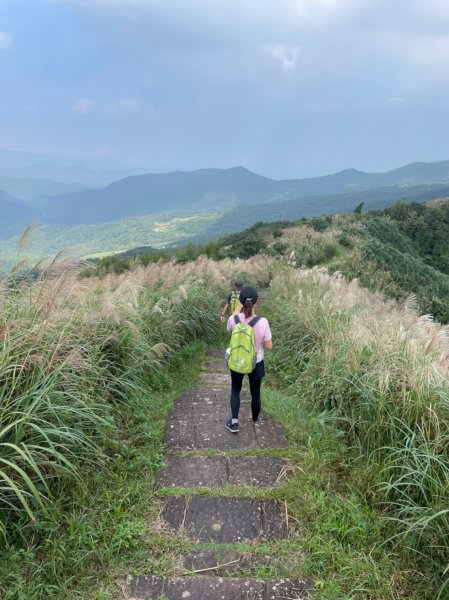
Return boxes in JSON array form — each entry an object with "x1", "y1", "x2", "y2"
[{"x1": 239, "y1": 286, "x2": 258, "y2": 304}]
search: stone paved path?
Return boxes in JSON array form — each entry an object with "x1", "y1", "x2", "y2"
[{"x1": 125, "y1": 350, "x2": 313, "y2": 599}]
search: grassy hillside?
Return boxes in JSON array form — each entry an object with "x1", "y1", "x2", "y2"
[
  {"x1": 92, "y1": 198, "x2": 449, "y2": 323},
  {"x1": 0, "y1": 211, "x2": 223, "y2": 273},
  {"x1": 192, "y1": 184, "x2": 449, "y2": 241},
  {"x1": 4, "y1": 183, "x2": 449, "y2": 276},
  {"x1": 3, "y1": 159, "x2": 449, "y2": 275},
  {"x1": 1, "y1": 250, "x2": 448, "y2": 598},
  {"x1": 264, "y1": 267, "x2": 449, "y2": 598},
  {"x1": 214, "y1": 200, "x2": 449, "y2": 323}
]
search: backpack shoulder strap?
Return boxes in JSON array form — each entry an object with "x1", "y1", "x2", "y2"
[
  {"x1": 233, "y1": 315, "x2": 241, "y2": 324},
  {"x1": 248, "y1": 316, "x2": 261, "y2": 328}
]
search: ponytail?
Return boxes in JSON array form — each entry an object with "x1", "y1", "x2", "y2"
[{"x1": 242, "y1": 298, "x2": 254, "y2": 319}]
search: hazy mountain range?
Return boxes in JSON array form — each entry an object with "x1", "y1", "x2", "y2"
[
  {"x1": 2, "y1": 153, "x2": 449, "y2": 267},
  {"x1": 45, "y1": 160, "x2": 449, "y2": 225}
]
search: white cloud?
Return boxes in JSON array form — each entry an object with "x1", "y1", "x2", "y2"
[
  {"x1": 305, "y1": 100, "x2": 346, "y2": 113},
  {"x1": 103, "y1": 97, "x2": 138, "y2": 114},
  {"x1": 103, "y1": 97, "x2": 155, "y2": 117},
  {"x1": 382, "y1": 32, "x2": 449, "y2": 72},
  {"x1": 409, "y1": 35, "x2": 449, "y2": 71},
  {"x1": 0, "y1": 31, "x2": 14, "y2": 51},
  {"x1": 73, "y1": 97, "x2": 96, "y2": 114},
  {"x1": 386, "y1": 97, "x2": 405, "y2": 107},
  {"x1": 279, "y1": 0, "x2": 366, "y2": 26},
  {"x1": 262, "y1": 43, "x2": 300, "y2": 72},
  {"x1": 412, "y1": 0, "x2": 449, "y2": 21}
]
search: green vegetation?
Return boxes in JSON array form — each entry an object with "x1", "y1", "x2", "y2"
[
  {"x1": 0, "y1": 211, "x2": 224, "y2": 273},
  {"x1": 263, "y1": 267, "x2": 449, "y2": 598},
  {"x1": 2, "y1": 197, "x2": 449, "y2": 598},
  {"x1": 88, "y1": 199, "x2": 449, "y2": 322},
  {"x1": 263, "y1": 389, "x2": 430, "y2": 599},
  {"x1": 90, "y1": 220, "x2": 292, "y2": 276},
  {"x1": 0, "y1": 255, "x2": 273, "y2": 598}
]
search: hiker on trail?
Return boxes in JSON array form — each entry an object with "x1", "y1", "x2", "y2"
[
  {"x1": 225, "y1": 286, "x2": 272, "y2": 433},
  {"x1": 220, "y1": 281, "x2": 243, "y2": 323}
]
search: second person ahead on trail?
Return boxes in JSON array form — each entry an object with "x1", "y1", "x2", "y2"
[{"x1": 220, "y1": 281, "x2": 243, "y2": 324}]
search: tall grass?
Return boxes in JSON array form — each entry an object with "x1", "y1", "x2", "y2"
[
  {"x1": 0, "y1": 253, "x2": 274, "y2": 544},
  {"x1": 265, "y1": 266, "x2": 449, "y2": 596}
]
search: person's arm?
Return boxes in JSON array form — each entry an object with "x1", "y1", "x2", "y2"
[
  {"x1": 227, "y1": 314, "x2": 238, "y2": 332},
  {"x1": 263, "y1": 319, "x2": 273, "y2": 350},
  {"x1": 220, "y1": 302, "x2": 230, "y2": 323}
]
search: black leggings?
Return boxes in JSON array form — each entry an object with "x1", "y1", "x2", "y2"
[{"x1": 230, "y1": 360, "x2": 265, "y2": 421}]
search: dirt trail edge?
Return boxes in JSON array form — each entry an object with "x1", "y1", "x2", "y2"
[{"x1": 125, "y1": 349, "x2": 313, "y2": 600}]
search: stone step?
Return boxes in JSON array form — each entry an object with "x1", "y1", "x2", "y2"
[
  {"x1": 181, "y1": 384, "x2": 251, "y2": 395},
  {"x1": 164, "y1": 413, "x2": 288, "y2": 450},
  {"x1": 179, "y1": 550, "x2": 281, "y2": 577},
  {"x1": 176, "y1": 386, "x2": 250, "y2": 401},
  {"x1": 126, "y1": 575, "x2": 313, "y2": 599},
  {"x1": 169, "y1": 395, "x2": 251, "y2": 421},
  {"x1": 161, "y1": 496, "x2": 287, "y2": 543},
  {"x1": 182, "y1": 385, "x2": 228, "y2": 394},
  {"x1": 174, "y1": 387, "x2": 251, "y2": 402},
  {"x1": 201, "y1": 360, "x2": 228, "y2": 372},
  {"x1": 156, "y1": 456, "x2": 290, "y2": 488},
  {"x1": 205, "y1": 349, "x2": 225, "y2": 359},
  {"x1": 200, "y1": 371, "x2": 230, "y2": 385}
]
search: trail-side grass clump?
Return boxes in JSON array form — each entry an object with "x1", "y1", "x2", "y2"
[
  {"x1": 261, "y1": 388, "x2": 428, "y2": 600},
  {"x1": 0, "y1": 253, "x2": 273, "y2": 598},
  {"x1": 265, "y1": 266, "x2": 449, "y2": 598}
]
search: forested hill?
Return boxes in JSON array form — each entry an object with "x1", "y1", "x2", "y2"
[
  {"x1": 45, "y1": 160, "x2": 449, "y2": 225},
  {"x1": 95, "y1": 198, "x2": 449, "y2": 323},
  {"x1": 3, "y1": 161, "x2": 449, "y2": 270}
]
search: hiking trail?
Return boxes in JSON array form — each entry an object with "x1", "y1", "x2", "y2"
[{"x1": 124, "y1": 349, "x2": 313, "y2": 599}]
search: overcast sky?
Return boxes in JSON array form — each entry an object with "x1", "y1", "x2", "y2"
[{"x1": 1, "y1": 0, "x2": 449, "y2": 178}]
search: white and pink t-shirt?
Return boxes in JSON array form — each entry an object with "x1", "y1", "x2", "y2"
[{"x1": 227, "y1": 313, "x2": 272, "y2": 363}]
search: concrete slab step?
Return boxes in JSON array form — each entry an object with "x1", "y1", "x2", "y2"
[
  {"x1": 161, "y1": 496, "x2": 288, "y2": 543},
  {"x1": 201, "y1": 360, "x2": 229, "y2": 372},
  {"x1": 179, "y1": 550, "x2": 280, "y2": 577},
  {"x1": 164, "y1": 414, "x2": 288, "y2": 451},
  {"x1": 156, "y1": 456, "x2": 290, "y2": 488},
  {"x1": 126, "y1": 575, "x2": 313, "y2": 599},
  {"x1": 200, "y1": 371, "x2": 230, "y2": 385},
  {"x1": 169, "y1": 396, "x2": 250, "y2": 421},
  {"x1": 205, "y1": 349, "x2": 225, "y2": 358},
  {"x1": 176, "y1": 386, "x2": 251, "y2": 399}
]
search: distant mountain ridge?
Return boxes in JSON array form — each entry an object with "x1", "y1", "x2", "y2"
[
  {"x1": 0, "y1": 148, "x2": 174, "y2": 189},
  {"x1": 43, "y1": 160, "x2": 449, "y2": 225},
  {"x1": 45, "y1": 166, "x2": 280, "y2": 224},
  {"x1": 0, "y1": 176, "x2": 86, "y2": 205},
  {"x1": 4, "y1": 159, "x2": 449, "y2": 244},
  {"x1": 0, "y1": 189, "x2": 41, "y2": 235}
]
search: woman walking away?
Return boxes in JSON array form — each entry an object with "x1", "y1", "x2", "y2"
[{"x1": 225, "y1": 286, "x2": 272, "y2": 433}]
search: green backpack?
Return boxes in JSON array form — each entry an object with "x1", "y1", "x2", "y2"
[
  {"x1": 227, "y1": 315, "x2": 261, "y2": 374},
  {"x1": 229, "y1": 291, "x2": 240, "y2": 315}
]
